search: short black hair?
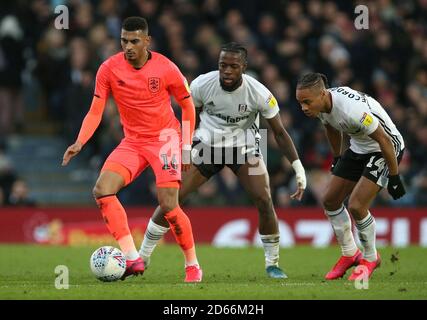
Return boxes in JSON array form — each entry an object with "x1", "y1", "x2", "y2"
[
  {"x1": 220, "y1": 42, "x2": 248, "y2": 63},
  {"x1": 122, "y1": 17, "x2": 148, "y2": 34},
  {"x1": 297, "y1": 72, "x2": 329, "y2": 89}
]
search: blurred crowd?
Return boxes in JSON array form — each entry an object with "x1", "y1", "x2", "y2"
[
  {"x1": 1, "y1": 0, "x2": 427, "y2": 207},
  {"x1": 0, "y1": 140, "x2": 36, "y2": 206}
]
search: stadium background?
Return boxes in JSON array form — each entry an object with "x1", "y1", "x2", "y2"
[{"x1": 0, "y1": 0, "x2": 426, "y2": 248}]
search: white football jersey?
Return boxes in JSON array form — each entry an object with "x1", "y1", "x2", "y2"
[
  {"x1": 318, "y1": 86, "x2": 404, "y2": 154},
  {"x1": 190, "y1": 71, "x2": 280, "y2": 148}
]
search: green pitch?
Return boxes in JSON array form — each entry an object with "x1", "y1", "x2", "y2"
[{"x1": 0, "y1": 244, "x2": 426, "y2": 300}]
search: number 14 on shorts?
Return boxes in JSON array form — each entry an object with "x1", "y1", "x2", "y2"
[{"x1": 161, "y1": 153, "x2": 178, "y2": 170}]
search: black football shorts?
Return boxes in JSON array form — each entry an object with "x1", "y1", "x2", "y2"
[
  {"x1": 333, "y1": 148, "x2": 404, "y2": 188},
  {"x1": 191, "y1": 139, "x2": 261, "y2": 179}
]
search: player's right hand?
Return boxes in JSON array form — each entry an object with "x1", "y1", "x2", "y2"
[
  {"x1": 62, "y1": 141, "x2": 83, "y2": 166},
  {"x1": 387, "y1": 174, "x2": 406, "y2": 200}
]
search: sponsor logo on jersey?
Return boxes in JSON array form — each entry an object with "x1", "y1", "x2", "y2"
[
  {"x1": 206, "y1": 109, "x2": 250, "y2": 123},
  {"x1": 238, "y1": 104, "x2": 247, "y2": 113},
  {"x1": 148, "y1": 77, "x2": 160, "y2": 93},
  {"x1": 360, "y1": 112, "x2": 373, "y2": 127}
]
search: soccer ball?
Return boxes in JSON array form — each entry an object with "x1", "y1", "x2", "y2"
[{"x1": 90, "y1": 246, "x2": 126, "y2": 282}]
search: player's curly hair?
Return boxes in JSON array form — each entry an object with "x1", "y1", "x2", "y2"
[
  {"x1": 297, "y1": 72, "x2": 329, "y2": 89},
  {"x1": 220, "y1": 42, "x2": 248, "y2": 64},
  {"x1": 122, "y1": 17, "x2": 148, "y2": 34}
]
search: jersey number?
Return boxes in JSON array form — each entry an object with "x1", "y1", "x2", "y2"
[{"x1": 366, "y1": 156, "x2": 386, "y2": 178}]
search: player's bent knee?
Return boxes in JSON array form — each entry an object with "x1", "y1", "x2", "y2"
[
  {"x1": 348, "y1": 201, "x2": 364, "y2": 218},
  {"x1": 254, "y1": 194, "x2": 273, "y2": 213},
  {"x1": 160, "y1": 204, "x2": 177, "y2": 214},
  {"x1": 92, "y1": 183, "x2": 116, "y2": 199},
  {"x1": 159, "y1": 199, "x2": 178, "y2": 214},
  {"x1": 92, "y1": 185, "x2": 102, "y2": 199},
  {"x1": 322, "y1": 195, "x2": 342, "y2": 211},
  {"x1": 158, "y1": 187, "x2": 179, "y2": 213}
]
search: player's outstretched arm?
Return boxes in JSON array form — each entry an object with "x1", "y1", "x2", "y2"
[
  {"x1": 369, "y1": 125, "x2": 405, "y2": 199},
  {"x1": 61, "y1": 96, "x2": 106, "y2": 166},
  {"x1": 266, "y1": 113, "x2": 306, "y2": 200}
]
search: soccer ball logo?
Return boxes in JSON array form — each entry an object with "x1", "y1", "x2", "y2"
[{"x1": 90, "y1": 246, "x2": 126, "y2": 282}]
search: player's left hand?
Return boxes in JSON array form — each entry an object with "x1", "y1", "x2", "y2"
[
  {"x1": 182, "y1": 148, "x2": 192, "y2": 172},
  {"x1": 387, "y1": 174, "x2": 406, "y2": 200},
  {"x1": 290, "y1": 159, "x2": 306, "y2": 201},
  {"x1": 290, "y1": 173, "x2": 306, "y2": 201},
  {"x1": 290, "y1": 186, "x2": 305, "y2": 201}
]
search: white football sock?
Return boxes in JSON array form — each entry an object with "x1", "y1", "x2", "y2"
[
  {"x1": 325, "y1": 205, "x2": 358, "y2": 257},
  {"x1": 260, "y1": 234, "x2": 280, "y2": 267},
  {"x1": 139, "y1": 219, "x2": 169, "y2": 258},
  {"x1": 356, "y1": 211, "x2": 377, "y2": 262}
]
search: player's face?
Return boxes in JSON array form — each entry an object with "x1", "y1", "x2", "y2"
[
  {"x1": 296, "y1": 88, "x2": 326, "y2": 117},
  {"x1": 218, "y1": 51, "x2": 246, "y2": 91},
  {"x1": 121, "y1": 29, "x2": 150, "y2": 63}
]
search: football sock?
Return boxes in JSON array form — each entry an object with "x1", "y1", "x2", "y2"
[
  {"x1": 356, "y1": 211, "x2": 377, "y2": 262},
  {"x1": 165, "y1": 206, "x2": 199, "y2": 267},
  {"x1": 96, "y1": 195, "x2": 139, "y2": 261},
  {"x1": 260, "y1": 234, "x2": 280, "y2": 267},
  {"x1": 117, "y1": 234, "x2": 140, "y2": 261},
  {"x1": 139, "y1": 219, "x2": 169, "y2": 258},
  {"x1": 325, "y1": 205, "x2": 358, "y2": 257}
]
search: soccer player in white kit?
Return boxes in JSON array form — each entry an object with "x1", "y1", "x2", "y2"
[
  {"x1": 296, "y1": 73, "x2": 406, "y2": 281},
  {"x1": 139, "y1": 43, "x2": 307, "y2": 279}
]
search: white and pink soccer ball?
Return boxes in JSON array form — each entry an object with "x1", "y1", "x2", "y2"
[{"x1": 90, "y1": 246, "x2": 126, "y2": 282}]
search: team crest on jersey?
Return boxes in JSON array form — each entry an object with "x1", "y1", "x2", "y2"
[
  {"x1": 148, "y1": 77, "x2": 160, "y2": 93},
  {"x1": 238, "y1": 104, "x2": 247, "y2": 113}
]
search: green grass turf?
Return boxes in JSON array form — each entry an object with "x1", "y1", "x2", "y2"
[{"x1": 0, "y1": 244, "x2": 426, "y2": 300}]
